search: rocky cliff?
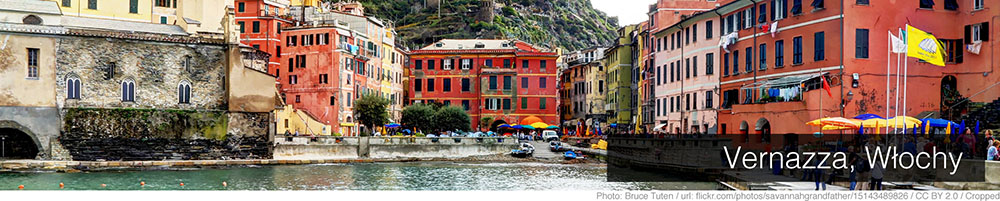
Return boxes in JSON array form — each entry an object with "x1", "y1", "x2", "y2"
[{"x1": 335, "y1": 0, "x2": 619, "y2": 51}]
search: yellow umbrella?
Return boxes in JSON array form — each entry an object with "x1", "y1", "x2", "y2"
[
  {"x1": 530, "y1": 122, "x2": 550, "y2": 129},
  {"x1": 822, "y1": 125, "x2": 855, "y2": 130}
]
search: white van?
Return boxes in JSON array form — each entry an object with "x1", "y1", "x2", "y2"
[{"x1": 542, "y1": 130, "x2": 559, "y2": 142}]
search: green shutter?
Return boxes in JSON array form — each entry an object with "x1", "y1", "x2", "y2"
[{"x1": 130, "y1": 0, "x2": 138, "y2": 13}]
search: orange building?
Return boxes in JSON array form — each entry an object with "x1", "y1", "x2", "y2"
[
  {"x1": 408, "y1": 39, "x2": 560, "y2": 130},
  {"x1": 235, "y1": 0, "x2": 294, "y2": 76}
]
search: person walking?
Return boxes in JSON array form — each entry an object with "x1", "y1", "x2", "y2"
[
  {"x1": 848, "y1": 146, "x2": 859, "y2": 190},
  {"x1": 987, "y1": 140, "x2": 998, "y2": 161},
  {"x1": 870, "y1": 159, "x2": 884, "y2": 190}
]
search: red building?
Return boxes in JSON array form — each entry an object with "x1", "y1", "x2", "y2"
[
  {"x1": 279, "y1": 23, "x2": 362, "y2": 136},
  {"x1": 710, "y1": 0, "x2": 998, "y2": 138},
  {"x1": 235, "y1": 0, "x2": 293, "y2": 76},
  {"x1": 408, "y1": 39, "x2": 560, "y2": 130}
]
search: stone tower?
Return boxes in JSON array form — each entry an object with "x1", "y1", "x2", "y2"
[{"x1": 476, "y1": 0, "x2": 494, "y2": 22}]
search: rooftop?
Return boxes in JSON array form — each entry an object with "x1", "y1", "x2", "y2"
[
  {"x1": 62, "y1": 16, "x2": 189, "y2": 36},
  {"x1": 0, "y1": 0, "x2": 61, "y2": 15}
]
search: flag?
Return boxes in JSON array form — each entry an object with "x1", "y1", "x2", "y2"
[
  {"x1": 967, "y1": 41, "x2": 982, "y2": 55},
  {"x1": 858, "y1": 123, "x2": 864, "y2": 136},
  {"x1": 889, "y1": 31, "x2": 907, "y2": 53},
  {"x1": 821, "y1": 76, "x2": 833, "y2": 97},
  {"x1": 906, "y1": 25, "x2": 946, "y2": 66}
]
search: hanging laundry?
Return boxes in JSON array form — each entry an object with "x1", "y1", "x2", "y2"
[
  {"x1": 770, "y1": 21, "x2": 778, "y2": 37},
  {"x1": 967, "y1": 41, "x2": 982, "y2": 55}
]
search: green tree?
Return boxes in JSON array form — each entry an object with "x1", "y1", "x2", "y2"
[
  {"x1": 401, "y1": 103, "x2": 436, "y2": 133},
  {"x1": 434, "y1": 105, "x2": 471, "y2": 132},
  {"x1": 479, "y1": 116, "x2": 494, "y2": 131},
  {"x1": 353, "y1": 94, "x2": 389, "y2": 136}
]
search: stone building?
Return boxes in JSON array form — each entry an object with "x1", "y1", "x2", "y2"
[{"x1": 0, "y1": 1, "x2": 279, "y2": 160}]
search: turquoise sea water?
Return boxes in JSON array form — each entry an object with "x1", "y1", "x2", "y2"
[{"x1": 0, "y1": 162, "x2": 716, "y2": 190}]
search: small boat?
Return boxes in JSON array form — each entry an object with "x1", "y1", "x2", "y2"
[
  {"x1": 549, "y1": 141, "x2": 563, "y2": 152},
  {"x1": 563, "y1": 151, "x2": 578, "y2": 160},
  {"x1": 510, "y1": 142, "x2": 534, "y2": 158}
]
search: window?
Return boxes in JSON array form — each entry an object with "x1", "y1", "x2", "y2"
[
  {"x1": 522, "y1": 60, "x2": 529, "y2": 69},
  {"x1": 461, "y1": 78, "x2": 470, "y2": 92},
  {"x1": 944, "y1": 0, "x2": 958, "y2": 10},
  {"x1": 521, "y1": 97, "x2": 528, "y2": 109},
  {"x1": 521, "y1": 77, "x2": 528, "y2": 89},
  {"x1": 485, "y1": 59, "x2": 493, "y2": 67},
  {"x1": 26, "y1": 48, "x2": 38, "y2": 79},
  {"x1": 414, "y1": 60, "x2": 422, "y2": 69},
  {"x1": 814, "y1": 32, "x2": 826, "y2": 61},
  {"x1": 685, "y1": 27, "x2": 690, "y2": 44},
  {"x1": 967, "y1": 23, "x2": 989, "y2": 43},
  {"x1": 974, "y1": 0, "x2": 983, "y2": 10},
  {"x1": 67, "y1": 77, "x2": 81, "y2": 99},
  {"x1": 462, "y1": 100, "x2": 470, "y2": 110},
  {"x1": 812, "y1": 0, "x2": 825, "y2": 9},
  {"x1": 289, "y1": 75, "x2": 297, "y2": 84},
  {"x1": 129, "y1": 0, "x2": 138, "y2": 13},
  {"x1": 775, "y1": 40, "x2": 785, "y2": 67},
  {"x1": 461, "y1": 59, "x2": 471, "y2": 70},
  {"x1": 62, "y1": 0, "x2": 70, "y2": 7},
  {"x1": 503, "y1": 59, "x2": 511, "y2": 68},
  {"x1": 692, "y1": 56, "x2": 698, "y2": 76},
  {"x1": 732, "y1": 50, "x2": 740, "y2": 75},
  {"x1": 656, "y1": 66, "x2": 661, "y2": 85},
  {"x1": 759, "y1": 3, "x2": 767, "y2": 23},
  {"x1": 443, "y1": 78, "x2": 451, "y2": 92},
  {"x1": 503, "y1": 76, "x2": 511, "y2": 90},
  {"x1": 692, "y1": 24, "x2": 698, "y2": 42},
  {"x1": 539, "y1": 77, "x2": 547, "y2": 88},
  {"x1": 745, "y1": 47, "x2": 752, "y2": 72},
  {"x1": 744, "y1": 8, "x2": 753, "y2": 29},
  {"x1": 121, "y1": 80, "x2": 135, "y2": 102},
  {"x1": 297, "y1": 55, "x2": 306, "y2": 68},
  {"x1": 856, "y1": 29, "x2": 869, "y2": 58},
  {"x1": 759, "y1": 44, "x2": 767, "y2": 70},
  {"x1": 503, "y1": 99, "x2": 511, "y2": 110},
  {"x1": 685, "y1": 58, "x2": 691, "y2": 78},
  {"x1": 252, "y1": 21, "x2": 260, "y2": 33},
  {"x1": 791, "y1": 0, "x2": 802, "y2": 14},
  {"x1": 772, "y1": 0, "x2": 785, "y2": 20},
  {"x1": 793, "y1": 36, "x2": 803, "y2": 64},
  {"x1": 238, "y1": 22, "x2": 244, "y2": 33},
  {"x1": 88, "y1": 0, "x2": 97, "y2": 9},
  {"x1": 489, "y1": 76, "x2": 497, "y2": 90},
  {"x1": 723, "y1": 53, "x2": 730, "y2": 76},
  {"x1": 539, "y1": 98, "x2": 547, "y2": 109},
  {"x1": 598, "y1": 80, "x2": 604, "y2": 93},
  {"x1": 295, "y1": 95, "x2": 301, "y2": 103},
  {"x1": 705, "y1": 91, "x2": 713, "y2": 109},
  {"x1": 319, "y1": 74, "x2": 328, "y2": 84},
  {"x1": 669, "y1": 63, "x2": 674, "y2": 82},
  {"x1": 540, "y1": 60, "x2": 547, "y2": 69},
  {"x1": 443, "y1": 59, "x2": 452, "y2": 70},
  {"x1": 920, "y1": 0, "x2": 933, "y2": 9},
  {"x1": 706, "y1": 20, "x2": 713, "y2": 39},
  {"x1": 941, "y1": 39, "x2": 964, "y2": 64},
  {"x1": 330, "y1": 96, "x2": 336, "y2": 106},
  {"x1": 178, "y1": 82, "x2": 191, "y2": 104},
  {"x1": 426, "y1": 78, "x2": 435, "y2": 92},
  {"x1": 857, "y1": 0, "x2": 869, "y2": 5},
  {"x1": 414, "y1": 79, "x2": 422, "y2": 92},
  {"x1": 706, "y1": 53, "x2": 714, "y2": 75},
  {"x1": 427, "y1": 60, "x2": 435, "y2": 70}
]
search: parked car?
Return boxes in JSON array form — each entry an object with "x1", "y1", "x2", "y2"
[{"x1": 542, "y1": 130, "x2": 559, "y2": 142}]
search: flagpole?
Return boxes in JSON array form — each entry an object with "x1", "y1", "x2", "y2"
[
  {"x1": 902, "y1": 29, "x2": 909, "y2": 129},
  {"x1": 886, "y1": 31, "x2": 892, "y2": 134},
  {"x1": 894, "y1": 27, "x2": 902, "y2": 134}
]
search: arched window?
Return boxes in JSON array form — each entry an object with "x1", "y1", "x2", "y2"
[
  {"x1": 178, "y1": 81, "x2": 191, "y2": 104},
  {"x1": 66, "y1": 77, "x2": 81, "y2": 99},
  {"x1": 121, "y1": 80, "x2": 135, "y2": 102},
  {"x1": 22, "y1": 15, "x2": 42, "y2": 25}
]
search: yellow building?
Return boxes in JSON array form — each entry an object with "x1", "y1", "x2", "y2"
[
  {"x1": 49, "y1": 0, "x2": 232, "y2": 37},
  {"x1": 275, "y1": 105, "x2": 334, "y2": 136},
  {"x1": 51, "y1": 0, "x2": 154, "y2": 22},
  {"x1": 288, "y1": 0, "x2": 320, "y2": 6}
]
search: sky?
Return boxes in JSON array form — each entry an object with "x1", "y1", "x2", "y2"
[{"x1": 591, "y1": 0, "x2": 657, "y2": 26}]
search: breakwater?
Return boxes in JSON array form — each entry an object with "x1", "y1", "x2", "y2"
[{"x1": 273, "y1": 136, "x2": 518, "y2": 159}]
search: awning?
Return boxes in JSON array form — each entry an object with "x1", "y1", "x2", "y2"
[
  {"x1": 653, "y1": 123, "x2": 667, "y2": 131},
  {"x1": 340, "y1": 123, "x2": 356, "y2": 127},
  {"x1": 744, "y1": 72, "x2": 827, "y2": 89}
]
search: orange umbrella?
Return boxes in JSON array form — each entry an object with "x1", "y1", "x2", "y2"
[{"x1": 519, "y1": 116, "x2": 543, "y2": 125}]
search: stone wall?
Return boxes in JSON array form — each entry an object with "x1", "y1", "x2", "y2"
[
  {"x1": 54, "y1": 36, "x2": 227, "y2": 110},
  {"x1": 59, "y1": 108, "x2": 270, "y2": 161},
  {"x1": 273, "y1": 137, "x2": 517, "y2": 159}
]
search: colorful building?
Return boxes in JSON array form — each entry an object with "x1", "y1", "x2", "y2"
[
  {"x1": 408, "y1": 39, "x2": 560, "y2": 131},
  {"x1": 650, "y1": 7, "x2": 722, "y2": 134},
  {"x1": 235, "y1": 0, "x2": 293, "y2": 75},
  {"x1": 603, "y1": 25, "x2": 637, "y2": 129}
]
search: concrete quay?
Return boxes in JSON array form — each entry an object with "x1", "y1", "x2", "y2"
[{"x1": 0, "y1": 158, "x2": 419, "y2": 172}]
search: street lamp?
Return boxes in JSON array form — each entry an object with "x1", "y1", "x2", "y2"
[{"x1": 1, "y1": 135, "x2": 6, "y2": 158}]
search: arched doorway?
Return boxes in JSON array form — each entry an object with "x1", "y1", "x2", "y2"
[
  {"x1": 756, "y1": 118, "x2": 771, "y2": 143},
  {"x1": 940, "y1": 75, "x2": 963, "y2": 120},
  {"x1": 0, "y1": 127, "x2": 40, "y2": 159},
  {"x1": 490, "y1": 120, "x2": 508, "y2": 132}
]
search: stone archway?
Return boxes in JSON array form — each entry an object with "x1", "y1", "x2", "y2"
[{"x1": 0, "y1": 120, "x2": 42, "y2": 160}]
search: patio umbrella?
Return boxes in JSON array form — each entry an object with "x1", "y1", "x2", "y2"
[
  {"x1": 385, "y1": 123, "x2": 400, "y2": 128},
  {"x1": 807, "y1": 117, "x2": 861, "y2": 129},
  {"x1": 546, "y1": 125, "x2": 559, "y2": 129},
  {"x1": 885, "y1": 116, "x2": 922, "y2": 128},
  {"x1": 402, "y1": 129, "x2": 412, "y2": 133},
  {"x1": 920, "y1": 118, "x2": 958, "y2": 128},
  {"x1": 530, "y1": 122, "x2": 549, "y2": 129},
  {"x1": 521, "y1": 125, "x2": 535, "y2": 130},
  {"x1": 498, "y1": 124, "x2": 512, "y2": 129},
  {"x1": 854, "y1": 114, "x2": 885, "y2": 120},
  {"x1": 512, "y1": 125, "x2": 523, "y2": 129}
]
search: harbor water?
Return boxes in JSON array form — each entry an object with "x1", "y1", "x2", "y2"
[{"x1": 0, "y1": 162, "x2": 717, "y2": 190}]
